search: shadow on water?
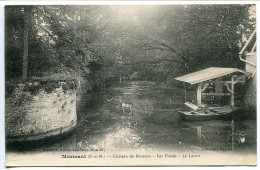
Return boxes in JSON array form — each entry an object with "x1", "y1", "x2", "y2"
[{"x1": 7, "y1": 81, "x2": 257, "y2": 154}]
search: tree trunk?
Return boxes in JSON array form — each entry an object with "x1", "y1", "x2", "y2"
[{"x1": 22, "y1": 7, "x2": 30, "y2": 82}]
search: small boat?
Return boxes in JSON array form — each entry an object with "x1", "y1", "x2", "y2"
[
  {"x1": 174, "y1": 67, "x2": 250, "y2": 121},
  {"x1": 178, "y1": 106, "x2": 240, "y2": 121}
]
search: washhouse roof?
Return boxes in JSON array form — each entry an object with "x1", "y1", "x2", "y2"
[{"x1": 175, "y1": 67, "x2": 247, "y2": 85}]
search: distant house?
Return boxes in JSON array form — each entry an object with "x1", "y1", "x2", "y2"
[{"x1": 239, "y1": 29, "x2": 256, "y2": 113}]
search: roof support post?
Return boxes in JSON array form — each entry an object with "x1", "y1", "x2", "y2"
[
  {"x1": 184, "y1": 84, "x2": 187, "y2": 102},
  {"x1": 197, "y1": 83, "x2": 202, "y2": 107},
  {"x1": 231, "y1": 75, "x2": 235, "y2": 107},
  {"x1": 224, "y1": 76, "x2": 235, "y2": 107}
]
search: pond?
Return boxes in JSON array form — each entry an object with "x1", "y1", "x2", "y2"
[{"x1": 7, "y1": 81, "x2": 257, "y2": 154}]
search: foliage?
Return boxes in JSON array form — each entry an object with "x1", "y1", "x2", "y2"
[
  {"x1": 114, "y1": 5, "x2": 255, "y2": 79},
  {"x1": 6, "y1": 79, "x2": 79, "y2": 96},
  {"x1": 5, "y1": 5, "x2": 256, "y2": 87}
]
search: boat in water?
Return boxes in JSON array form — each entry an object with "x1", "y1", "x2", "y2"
[{"x1": 178, "y1": 103, "x2": 240, "y2": 121}]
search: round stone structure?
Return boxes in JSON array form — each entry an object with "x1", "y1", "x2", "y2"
[{"x1": 5, "y1": 80, "x2": 78, "y2": 142}]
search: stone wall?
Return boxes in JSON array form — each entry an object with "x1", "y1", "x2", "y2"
[{"x1": 5, "y1": 80, "x2": 78, "y2": 142}]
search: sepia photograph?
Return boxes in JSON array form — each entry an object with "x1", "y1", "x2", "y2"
[{"x1": 3, "y1": 2, "x2": 257, "y2": 166}]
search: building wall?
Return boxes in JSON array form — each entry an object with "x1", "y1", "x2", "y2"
[
  {"x1": 244, "y1": 52, "x2": 256, "y2": 113},
  {"x1": 245, "y1": 53, "x2": 256, "y2": 74},
  {"x1": 5, "y1": 81, "x2": 77, "y2": 142}
]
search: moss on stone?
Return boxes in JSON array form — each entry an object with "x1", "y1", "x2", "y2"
[
  {"x1": 24, "y1": 84, "x2": 41, "y2": 95},
  {"x1": 6, "y1": 79, "x2": 79, "y2": 96},
  {"x1": 5, "y1": 83, "x2": 17, "y2": 97}
]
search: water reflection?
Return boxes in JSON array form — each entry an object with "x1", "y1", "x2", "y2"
[{"x1": 180, "y1": 119, "x2": 256, "y2": 153}]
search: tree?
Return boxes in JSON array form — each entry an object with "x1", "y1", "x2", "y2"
[
  {"x1": 104, "y1": 5, "x2": 255, "y2": 81},
  {"x1": 22, "y1": 6, "x2": 31, "y2": 82},
  {"x1": 5, "y1": 5, "x2": 255, "y2": 85}
]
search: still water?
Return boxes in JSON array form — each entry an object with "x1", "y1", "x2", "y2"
[{"x1": 13, "y1": 81, "x2": 257, "y2": 154}]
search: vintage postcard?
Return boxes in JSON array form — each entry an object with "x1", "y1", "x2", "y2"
[{"x1": 3, "y1": 1, "x2": 257, "y2": 166}]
